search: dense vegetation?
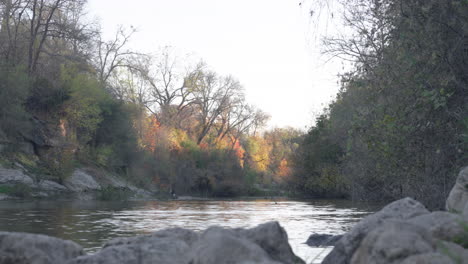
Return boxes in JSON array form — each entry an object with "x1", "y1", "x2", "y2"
[
  {"x1": 293, "y1": 0, "x2": 468, "y2": 209},
  {"x1": 0, "y1": 0, "x2": 301, "y2": 197},
  {"x1": 1, "y1": 0, "x2": 465, "y2": 207}
]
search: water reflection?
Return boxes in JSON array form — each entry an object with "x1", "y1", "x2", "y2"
[{"x1": 0, "y1": 199, "x2": 378, "y2": 262}]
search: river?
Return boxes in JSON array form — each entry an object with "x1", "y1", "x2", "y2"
[{"x1": 0, "y1": 198, "x2": 377, "y2": 263}]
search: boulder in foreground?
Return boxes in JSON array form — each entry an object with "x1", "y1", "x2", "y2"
[{"x1": 0, "y1": 232, "x2": 83, "y2": 264}]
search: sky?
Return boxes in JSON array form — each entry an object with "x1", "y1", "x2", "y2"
[{"x1": 87, "y1": 0, "x2": 344, "y2": 130}]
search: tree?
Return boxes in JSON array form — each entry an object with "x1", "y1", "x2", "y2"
[{"x1": 190, "y1": 71, "x2": 244, "y2": 145}]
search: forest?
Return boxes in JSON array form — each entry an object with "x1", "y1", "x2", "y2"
[
  {"x1": 293, "y1": 0, "x2": 468, "y2": 209},
  {"x1": 0, "y1": 0, "x2": 302, "y2": 197},
  {"x1": 0, "y1": 0, "x2": 467, "y2": 209}
]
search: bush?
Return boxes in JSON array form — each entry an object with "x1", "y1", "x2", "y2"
[{"x1": 0, "y1": 66, "x2": 31, "y2": 141}]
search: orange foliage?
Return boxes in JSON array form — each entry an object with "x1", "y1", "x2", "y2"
[
  {"x1": 231, "y1": 137, "x2": 245, "y2": 166},
  {"x1": 141, "y1": 115, "x2": 160, "y2": 152},
  {"x1": 277, "y1": 159, "x2": 292, "y2": 179}
]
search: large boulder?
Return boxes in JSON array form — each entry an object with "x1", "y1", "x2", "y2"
[
  {"x1": 0, "y1": 167, "x2": 34, "y2": 186},
  {"x1": 67, "y1": 222, "x2": 303, "y2": 264},
  {"x1": 446, "y1": 166, "x2": 468, "y2": 213},
  {"x1": 37, "y1": 180, "x2": 67, "y2": 192},
  {"x1": 400, "y1": 253, "x2": 455, "y2": 264},
  {"x1": 0, "y1": 232, "x2": 83, "y2": 264},
  {"x1": 68, "y1": 233, "x2": 193, "y2": 264},
  {"x1": 350, "y1": 221, "x2": 437, "y2": 264},
  {"x1": 408, "y1": 211, "x2": 465, "y2": 241},
  {"x1": 103, "y1": 228, "x2": 199, "y2": 248},
  {"x1": 189, "y1": 227, "x2": 282, "y2": 264},
  {"x1": 235, "y1": 221, "x2": 304, "y2": 264},
  {"x1": 64, "y1": 169, "x2": 101, "y2": 192},
  {"x1": 322, "y1": 197, "x2": 430, "y2": 264}
]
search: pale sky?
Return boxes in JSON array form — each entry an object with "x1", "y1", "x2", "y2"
[{"x1": 87, "y1": 0, "x2": 343, "y2": 130}]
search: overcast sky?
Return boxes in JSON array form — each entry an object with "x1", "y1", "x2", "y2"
[{"x1": 87, "y1": 0, "x2": 343, "y2": 130}]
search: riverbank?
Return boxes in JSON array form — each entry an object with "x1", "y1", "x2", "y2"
[
  {"x1": 2, "y1": 167, "x2": 467, "y2": 263},
  {"x1": 0, "y1": 164, "x2": 154, "y2": 201},
  {"x1": 0, "y1": 161, "x2": 294, "y2": 201},
  {"x1": 2, "y1": 162, "x2": 467, "y2": 263}
]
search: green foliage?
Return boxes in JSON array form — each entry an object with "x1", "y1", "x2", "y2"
[
  {"x1": 28, "y1": 77, "x2": 70, "y2": 113},
  {"x1": 0, "y1": 184, "x2": 31, "y2": 198},
  {"x1": 42, "y1": 148, "x2": 76, "y2": 183},
  {"x1": 452, "y1": 221, "x2": 468, "y2": 249},
  {"x1": 61, "y1": 67, "x2": 110, "y2": 145},
  {"x1": 0, "y1": 65, "x2": 31, "y2": 141},
  {"x1": 294, "y1": 0, "x2": 468, "y2": 208}
]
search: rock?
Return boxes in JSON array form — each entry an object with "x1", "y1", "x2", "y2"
[
  {"x1": 69, "y1": 222, "x2": 303, "y2": 264},
  {"x1": 409, "y1": 211, "x2": 465, "y2": 241},
  {"x1": 37, "y1": 180, "x2": 67, "y2": 192},
  {"x1": 436, "y1": 241, "x2": 468, "y2": 264},
  {"x1": 0, "y1": 193, "x2": 16, "y2": 200},
  {"x1": 64, "y1": 169, "x2": 101, "y2": 192},
  {"x1": 0, "y1": 167, "x2": 34, "y2": 185},
  {"x1": 0, "y1": 232, "x2": 83, "y2": 264},
  {"x1": 189, "y1": 227, "x2": 282, "y2": 264},
  {"x1": 322, "y1": 197, "x2": 430, "y2": 264},
  {"x1": 236, "y1": 221, "x2": 304, "y2": 264},
  {"x1": 350, "y1": 221, "x2": 436, "y2": 264},
  {"x1": 70, "y1": 228, "x2": 198, "y2": 264},
  {"x1": 306, "y1": 233, "x2": 343, "y2": 247},
  {"x1": 446, "y1": 166, "x2": 468, "y2": 213},
  {"x1": 400, "y1": 253, "x2": 455, "y2": 264},
  {"x1": 68, "y1": 235, "x2": 192, "y2": 264},
  {"x1": 464, "y1": 202, "x2": 468, "y2": 219},
  {"x1": 104, "y1": 228, "x2": 199, "y2": 248},
  {"x1": 18, "y1": 142, "x2": 35, "y2": 155}
]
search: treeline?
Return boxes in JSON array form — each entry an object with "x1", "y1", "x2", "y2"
[
  {"x1": 0, "y1": 0, "x2": 301, "y2": 196},
  {"x1": 293, "y1": 0, "x2": 468, "y2": 209}
]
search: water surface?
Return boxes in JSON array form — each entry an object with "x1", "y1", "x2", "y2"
[{"x1": 0, "y1": 199, "x2": 377, "y2": 263}]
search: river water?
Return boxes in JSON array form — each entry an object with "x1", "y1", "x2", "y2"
[{"x1": 0, "y1": 199, "x2": 377, "y2": 263}]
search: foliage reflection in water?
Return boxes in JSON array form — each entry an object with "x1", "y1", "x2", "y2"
[{"x1": 0, "y1": 199, "x2": 377, "y2": 262}]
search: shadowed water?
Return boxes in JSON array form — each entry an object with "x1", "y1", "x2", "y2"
[{"x1": 0, "y1": 199, "x2": 378, "y2": 263}]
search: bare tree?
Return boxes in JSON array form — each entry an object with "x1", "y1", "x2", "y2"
[
  {"x1": 322, "y1": 0, "x2": 394, "y2": 71},
  {"x1": 191, "y1": 71, "x2": 244, "y2": 145},
  {"x1": 94, "y1": 25, "x2": 145, "y2": 84},
  {"x1": 140, "y1": 49, "x2": 202, "y2": 126}
]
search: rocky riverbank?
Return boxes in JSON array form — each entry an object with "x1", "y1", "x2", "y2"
[
  {"x1": 321, "y1": 166, "x2": 468, "y2": 264},
  {"x1": 0, "y1": 165, "x2": 153, "y2": 201},
  {"x1": 1, "y1": 167, "x2": 468, "y2": 263}
]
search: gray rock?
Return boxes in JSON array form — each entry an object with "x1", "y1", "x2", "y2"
[
  {"x1": 64, "y1": 169, "x2": 101, "y2": 192},
  {"x1": 306, "y1": 233, "x2": 343, "y2": 247},
  {"x1": 400, "y1": 253, "x2": 455, "y2": 264},
  {"x1": 37, "y1": 180, "x2": 67, "y2": 192},
  {"x1": 70, "y1": 228, "x2": 198, "y2": 264},
  {"x1": 350, "y1": 221, "x2": 436, "y2": 264},
  {"x1": 236, "y1": 221, "x2": 304, "y2": 264},
  {"x1": 0, "y1": 193, "x2": 15, "y2": 200},
  {"x1": 322, "y1": 197, "x2": 430, "y2": 264},
  {"x1": 18, "y1": 142, "x2": 35, "y2": 155},
  {"x1": 69, "y1": 222, "x2": 303, "y2": 264},
  {"x1": 464, "y1": 202, "x2": 468, "y2": 220},
  {"x1": 409, "y1": 211, "x2": 465, "y2": 241},
  {"x1": 68, "y1": 236, "x2": 191, "y2": 264},
  {"x1": 437, "y1": 241, "x2": 468, "y2": 264},
  {"x1": 0, "y1": 232, "x2": 83, "y2": 264},
  {"x1": 0, "y1": 167, "x2": 34, "y2": 185},
  {"x1": 189, "y1": 227, "x2": 282, "y2": 264},
  {"x1": 446, "y1": 166, "x2": 468, "y2": 213},
  {"x1": 104, "y1": 228, "x2": 199, "y2": 248}
]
